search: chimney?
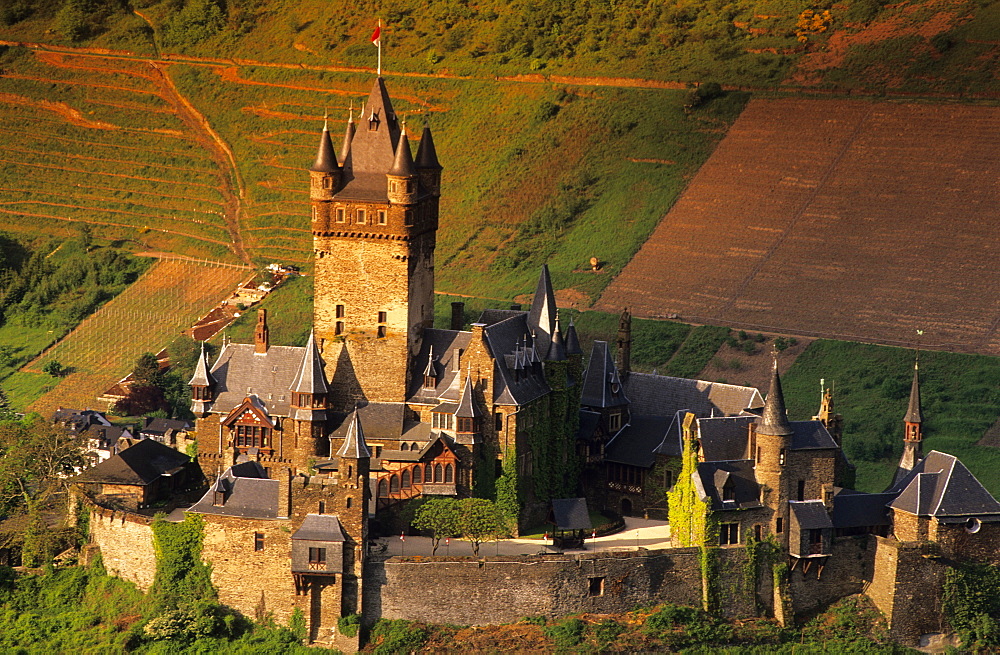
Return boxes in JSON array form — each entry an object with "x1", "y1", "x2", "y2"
[
  {"x1": 276, "y1": 467, "x2": 291, "y2": 519},
  {"x1": 451, "y1": 301, "x2": 465, "y2": 331},
  {"x1": 254, "y1": 309, "x2": 269, "y2": 353}
]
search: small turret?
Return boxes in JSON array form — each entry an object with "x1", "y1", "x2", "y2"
[
  {"x1": 339, "y1": 103, "x2": 356, "y2": 169},
  {"x1": 189, "y1": 341, "x2": 215, "y2": 416},
  {"x1": 387, "y1": 125, "x2": 418, "y2": 205},
  {"x1": 309, "y1": 113, "x2": 341, "y2": 201},
  {"x1": 616, "y1": 307, "x2": 631, "y2": 382},
  {"x1": 892, "y1": 358, "x2": 924, "y2": 486},
  {"x1": 253, "y1": 309, "x2": 269, "y2": 354},
  {"x1": 415, "y1": 123, "x2": 442, "y2": 196},
  {"x1": 565, "y1": 318, "x2": 582, "y2": 356},
  {"x1": 757, "y1": 357, "x2": 794, "y2": 437},
  {"x1": 546, "y1": 318, "x2": 567, "y2": 362},
  {"x1": 455, "y1": 372, "x2": 482, "y2": 445}
]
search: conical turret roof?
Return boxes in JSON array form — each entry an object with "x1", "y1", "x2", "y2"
[
  {"x1": 547, "y1": 319, "x2": 567, "y2": 361},
  {"x1": 423, "y1": 345, "x2": 436, "y2": 378},
  {"x1": 565, "y1": 318, "x2": 582, "y2": 355},
  {"x1": 309, "y1": 117, "x2": 339, "y2": 173},
  {"x1": 904, "y1": 360, "x2": 923, "y2": 424},
  {"x1": 339, "y1": 105, "x2": 356, "y2": 167},
  {"x1": 337, "y1": 409, "x2": 371, "y2": 459},
  {"x1": 415, "y1": 124, "x2": 442, "y2": 170},
  {"x1": 757, "y1": 358, "x2": 794, "y2": 437},
  {"x1": 456, "y1": 374, "x2": 482, "y2": 419},
  {"x1": 290, "y1": 331, "x2": 329, "y2": 394},
  {"x1": 188, "y1": 341, "x2": 214, "y2": 386},
  {"x1": 388, "y1": 127, "x2": 416, "y2": 177},
  {"x1": 527, "y1": 264, "x2": 557, "y2": 360}
]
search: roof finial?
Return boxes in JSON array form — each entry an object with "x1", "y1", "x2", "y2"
[
  {"x1": 323, "y1": 107, "x2": 329, "y2": 131},
  {"x1": 348, "y1": 99, "x2": 354, "y2": 123}
]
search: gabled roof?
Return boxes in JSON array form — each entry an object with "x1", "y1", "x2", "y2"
[
  {"x1": 75, "y1": 438, "x2": 192, "y2": 486},
  {"x1": 140, "y1": 418, "x2": 193, "y2": 437},
  {"x1": 329, "y1": 403, "x2": 408, "y2": 440},
  {"x1": 789, "y1": 500, "x2": 833, "y2": 530},
  {"x1": 604, "y1": 415, "x2": 672, "y2": 468},
  {"x1": 527, "y1": 265, "x2": 557, "y2": 360},
  {"x1": 757, "y1": 359, "x2": 794, "y2": 437},
  {"x1": 208, "y1": 343, "x2": 305, "y2": 417},
  {"x1": 695, "y1": 460, "x2": 761, "y2": 510},
  {"x1": 580, "y1": 341, "x2": 629, "y2": 409},
  {"x1": 482, "y1": 314, "x2": 550, "y2": 406},
  {"x1": 187, "y1": 462, "x2": 278, "y2": 519},
  {"x1": 790, "y1": 421, "x2": 839, "y2": 450},
  {"x1": 407, "y1": 329, "x2": 473, "y2": 404},
  {"x1": 336, "y1": 410, "x2": 371, "y2": 459},
  {"x1": 309, "y1": 119, "x2": 339, "y2": 172},
  {"x1": 222, "y1": 395, "x2": 275, "y2": 429},
  {"x1": 292, "y1": 514, "x2": 346, "y2": 542},
  {"x1": 624, "y1": 373, "x2": 763, "y2": 418},
  {"x1": 697, "y1": 416, "x2": 754, "y2": 461},
  {"x1": 550, "y1": 497, "x2": 592, "y2": 531},
  {"x1": 889, "y1": 451, "x2": 1000, "y2": 519}
]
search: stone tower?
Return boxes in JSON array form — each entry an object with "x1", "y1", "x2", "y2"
[
  {"x1": 310, "y1": 77, "x2": 442, "y2": 408},
  {"x1": 287, "y1": 331, "x2": 330, "y2": 471},
  {"x1": 332, "y1": 409, "x2": 371, "y2": 616},
  {"x1": 892, "y1": 359, "x2": 924, "y2": 486},
  {"x1": 754, "y1": 357, "x2": 794, "y2": 547}
]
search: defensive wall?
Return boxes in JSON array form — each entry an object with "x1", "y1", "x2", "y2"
[{"x1": 78, "y1": 493, "x2": 157, "y2": 591}]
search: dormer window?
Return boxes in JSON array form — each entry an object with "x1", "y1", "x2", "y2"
[
  {"x1": 432, "y1": 413, "x2": 454, "y2": 431},
  {"x1": 608, "y1": 411, "x2": 622, "y2": 432},
  {"x1": 723, "y1": 478, "x2": 736, "y2": 502},
  {"x1": 423, "y1": 374, "x2": 436, "y2": 390},
  {"x1": 458, "y1": 417, "x2": 476, "y2": 433},
  {"x1": 368, "y1": 111, "x2": 380, "y2": 131},
  {"x1": 213, "y1": 489, "x2": 225, "y2": 507}
]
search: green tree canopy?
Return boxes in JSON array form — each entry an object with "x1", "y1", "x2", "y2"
[
  {"x1": 456, "y1": 498, "x2": 510, "y2": 557},
  {"x1": 412, "y1": 498, "x2": 460, "y2": 555}
]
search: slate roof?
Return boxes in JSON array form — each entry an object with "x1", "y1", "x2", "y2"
[
  {"x1": 527, "y1": 265, "x2": 557, "y2": 360},
  {"x1": 188, "y1": 462, "x2": 279, "y2": 519},
  {"x1": 477, "y1": 309, "x2": 524, "y2": 326},
  {"x1": 904, "y1": 362, "x2": 923, "y2": 424},
  {"x1": 339, "y1": 108, "x2": 355, "y2": 164},
  {"x1": 550, "y1": 498, "x2": 592, "y2": 531},
  {"x1": 695, "y1": 460, "x2": 761, "y2": 510},
  {"x1": 290, "y1": 331, "x2": 329, "y2": 395},
  {"x1": 82, "y1": 425, "x2": 131, "y2": 450},
  {"x1": 832, "y1": 490, "x2": 894, "y2": 529},
  {"x1": 481, "y1": 314, "x2": 550, "y2": 406},
  {"x1": 292, "y1": 514, "x2": 346, "y2": 542},
  {"x1": 456, "y1": 376, "x2": 482, "y2": 418},
  {"x1": 889, "y1": 451, "x2": 1000, "y2": 520},
  {"x1": 790, "y1": 421, "x2": 840, "y2": 450},
  {"x1": 54, "y1": 408, "x2": 110, "y2": 433},
  {"x1": 575, "y1": 410, "x2": 601, "y2": 442},
  {"x1": 388, "y1": 129, "x2": 416, "y2": 177},
  {"x1": 336, "y1": 410, "x2": 371, "y2": 458},
  {"x1": 407, "y1": 329, "x2": 473, "y2": 404},
  {"x1": 188, "y1": 342, "x2": 214, "y2": 387},
  {"x1": 625, "y1": 373, "x2": 763, "y2": 419},
  {"x1": 652, "y1": 411, "x2": 686, "y2": 458},
  {"x1": 329, "y1": 403, "x2": 407, "y2": 439},
  {"x1": 140, "y1": 418, "x2": 193, "y2": 438},
  {"x1": 565, "y1": 319, "x2": 582, "y2": 356},
  {"x1": 697, "y1": 416, "x2": 755, "y2": 461},
  {"x1": 337, "y1": 77, "x2": 401, "y2": 201},
  {"x1": 757, "y1": 360, "x2": 794, "y2": 437},
  {"x1": 310, "y1": 121, "x2": 339, "y2": 172},
  {"x1": 789, "y1": 500, "x2": 833, "y2": 530},
  {"x1": 604, "y1": 415, "x2": 672, "y2": 468},
  {"x1": 75, "y1": 438, "x2": 191, "y2": 486},
  {"x1": 580, "y1": 341, "x2": 629, "y2": 409},
  {"x1": 415, "y1": 125, "x2": 442, "y2": 170},
  {"x1": 208, "y1": 343, "x2": 306, "y2": 417}
]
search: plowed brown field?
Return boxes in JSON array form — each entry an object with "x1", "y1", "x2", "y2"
[{"x1": 597, "y1": 98, "x2": 1000, "y2": 355}]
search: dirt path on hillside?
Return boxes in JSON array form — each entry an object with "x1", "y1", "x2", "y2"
[{"x1": 148, "y1": 62, "x2": 251, "y2": 265}]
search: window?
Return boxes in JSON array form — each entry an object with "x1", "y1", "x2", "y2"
[
  {"x1": 754, "y1": 524, "x2": 763, "y2": 541},
  {"x1": 756, "y1": 446, "x2": 761, "y2": 463},
  {"x1": 404, "y1": 210, "x2": 414, "y2": 226},
  {"x1": 322, "y1": 177, "x2": 332, "y2": 189},
  {"x1": 401, "y1": 470, "x2": 410, "y2": 489},
  {"x1": 423, "y1": 374, "x2": 436, "y2": 389},
  {"x1": 425, "y1": 464, "x2": 433, "y2": 482},
  {"x1": 797, "y1": 480, "x2": 806, "y2": 502},
  {"x1": 235, "y1": 424, "x2": 271, "y2": 449},
  {"x1": 308, "y1": 547, "x2": 326, "y2": 565},
  {"x1": 390, "y1": 181, "x2": 397, "y2": 193},
  {"x1": 495, "y1": 413, "x2": 503, "y2": 431},
  {"x1": 609, "y1": 412, "x2": 622, "y2": 432},
  {"x1": 336, "y1": 208, "x2": 345, "y2": 223},
  {"x1": 413, "y1": 466, "x2": 422, "y2": 484},
  {"x1": 378, "y1": 210, "x2": 387, "y2": 225},
  {"x1": 336, "y1": 304, "x2": 345, "y2": 318},
  {"x1": 779, "y1": 449, "x2": 786, "y2": 466},
  {"x1": 346, "y1": 497, "x2": 352, "y2": 509},
  {"x1": 434, "y1": 464, "x2": 443, "y2": 483},
  {"x1": 311, "y1": 207, "x2": 317, "y2": 221},
  {"x1": 588, "y1": 577, "x2": 605, "y2": 597},
  {"x1": 400, "y1": 442, "x2": 409, "y2": 451},
  {"x1": 335, "y1": 321, "x2": 345, "y2": 336},
  {"x1": 357, "y1": 209, "x2": 366, "y2": 224},
  {"x1": 722, "y1": 479, "x2": 736, "y2": 502},
  {"x1": 390, "y1": 474, "x2": 400, "y2": 493},
  {"x1": 378, "y1": 311, "x2": 387, "y2": 323},
  {"x1": 254, "y1": 532, "x2": 264, "y2": 551},
  {"x1": 458, "y1": 417, "x2": 475, "y2": 433},
  {"x1": 213, "y1": 491, "x2": 225, "y2": 507},
  {"x1": 663, "y1": 469, "x2": 673, "y2": 489},
  {"x1": 444, "y1": 463, "x2": 454, "y2": 483},
  {"x1": 378, "y1": 479, "x2": 388, "y2": 497},
  {"x1": 377, "y1": 326, "x2": 387, "y2": 338},
  {"x1": 776, "y1": 517, "x2": 783, "y2": 534},
  {"x1": 719, "y1": 523, "x2": 739, "y2": 546}
]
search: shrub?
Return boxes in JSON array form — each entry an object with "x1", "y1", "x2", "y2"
[
  {"x1": 338, "y1": 612, "x2": 360, "y2": 638},
  {"x1": 370, "y1": 619, "x2": 428, "y2": 655},
  {"x1": 543, "y1": 617, "x2": 585, "y2": 649}
]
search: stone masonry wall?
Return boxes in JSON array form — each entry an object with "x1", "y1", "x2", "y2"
[
  {"x1": 788, "y1": 535, "x2": 872, "y2": 615},
  {"x1": 365, "y1": 548, "x2": 711, "y2": 626},
  {"x1": 86, "y1": 504, "x2": 156, "y2": 591}
]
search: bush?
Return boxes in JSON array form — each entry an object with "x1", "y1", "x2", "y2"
[
  {"x1": 543, "y1": 617, "x2": 585, "y2": 649},
  {"x1": 370, "y1": 619, "x2": 428, "y2": 655},
  {"x1": 338, "y1": 612, "x2": 360, "y2": 638}
]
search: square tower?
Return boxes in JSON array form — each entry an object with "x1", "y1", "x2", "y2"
[{"x1": 309, "y1": 77, "x2": 442, "y2": 408}]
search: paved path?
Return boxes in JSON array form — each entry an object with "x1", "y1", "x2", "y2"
[{"x1": 372, "y1": 518, "x2": 672, "y2": 559}]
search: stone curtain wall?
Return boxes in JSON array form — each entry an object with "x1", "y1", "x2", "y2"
[
  {"x1": 87, "y1": 505, "x2": 157, "y2": 591},
  {"x1": 365, "y1": 548, "x2": 709, "y2": 626},
  {"x1": 788, "y1": 535, "x2": 870, "y2": 616}
]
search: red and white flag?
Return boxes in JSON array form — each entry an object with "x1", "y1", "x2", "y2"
[
  {"x1": 399, "y1": 532, "x2": 405, "y2": 541},
  {"x1": 371, "y1": 22, "x2": 381, "y2": 47}
]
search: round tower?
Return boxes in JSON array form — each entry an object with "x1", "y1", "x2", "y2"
[
  {"x1": 386, "y1": 126, "x2": 419, "y2": 205},
  {"x1": 754, "y1": 356, "x2": 794, "y2": 545},
  {"x1": 309, "y1": 114, "x2": 341, "y2": 205}
]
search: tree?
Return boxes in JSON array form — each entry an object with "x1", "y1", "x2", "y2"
[
  {"x1": 412, "y1": 498, "x2": 460, "y2": 555},
  {"x1": 132, "y1": 352, "x2": 162, "y2": 387},
  {"x1": 42, "y1": 360, "x2": 66, "y2": 377},
  {"x1": 456, "y1": 498, "x2": 510, "y2": 557},
  {"x1": 114, "y1": 384, "x2": 169, "y2": 417}
]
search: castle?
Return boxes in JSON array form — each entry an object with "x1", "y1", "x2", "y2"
[{"x1": 74, "y1": 74, "x2": 1000, "y2": 648}]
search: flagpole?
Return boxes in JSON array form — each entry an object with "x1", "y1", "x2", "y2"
[{"x1": 377, "y1": 18, "x2": 382, "y2": 76}]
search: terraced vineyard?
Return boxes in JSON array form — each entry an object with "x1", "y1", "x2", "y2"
[{"x1": 6, "y1": 258, "x2": 248, "y2": 414}]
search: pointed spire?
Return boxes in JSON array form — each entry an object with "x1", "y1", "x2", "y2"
[
  {"x1": 389, "y1": 125, "x2": 416, "y2": 177},
  {"x1": 423, "y1": 345, "x2": 436, "y2": 378},
  {"x1": 529, "y1": 332, "x2": 541, "y2": 364},
  {"x1": 904, "y1": 358, "x2": 923, "y2": 425},
  {"x1": 546, "y1": 317, "x2": 567, "y2": 361},
  {"x1": 348, "y1": 78, "x2": 401, "y2": 175},
  {"x1": 565, "y1": 317, "x2": 582, "y2": 355},
  {"x1": 309, "y1": 113, "x2": 339, "y2": 173},
  {"x1": 757, "y1": 356, "x2": 794, "y2": 437},
  {"x1": 456, "y1": 372, "x2": 482, "y2": 419},
  {"x1": 415, "y1": 124, "x2": 442, "y2": 170},
  {"x1": 337, "y1": 408, "x2": 371, "y2": 458},
  {"x1": 290, "y1": 330, "x2": 329, "y2": 394},
  {"x1": 339, "y1": 100, "x2": 356, "y2": 166},
  {"x1": 527, "y1": 264, "x2": 558, "y2": 359},
  {"x1": 188, "y1": 341, "x2": 214, "y2": 386}
]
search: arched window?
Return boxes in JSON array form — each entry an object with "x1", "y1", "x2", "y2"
[
  {"x1": 413, "y1": 465, "x2": 422, "y2": 484},
  {"x1": 434, "y1": 464, "x2": 443, "y2": 483},
  {"x1": 390, "y1": 474, "x2": 400, "y2": 493},
  {"x1": 425, "y1": 464, "x2": 433, "y2": 482},
  {"x1": 400, "y1": 443, "x2": 409, "y2": 451},
  {"x1": 378, "y1": 479, "x2": 388, "y2": 498},
  {"x1": 445, "y1": 463, "x2": 454, "y2": 483},
  {"x1": 412, "y1": 443, "x2": 419, "y2": 450},
  {"x1": 347, "y1": 465, "x2": 353, "y2": 480},
  {"x1": 401, "y1": 470, "x2": 411, "y2": 489}
]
